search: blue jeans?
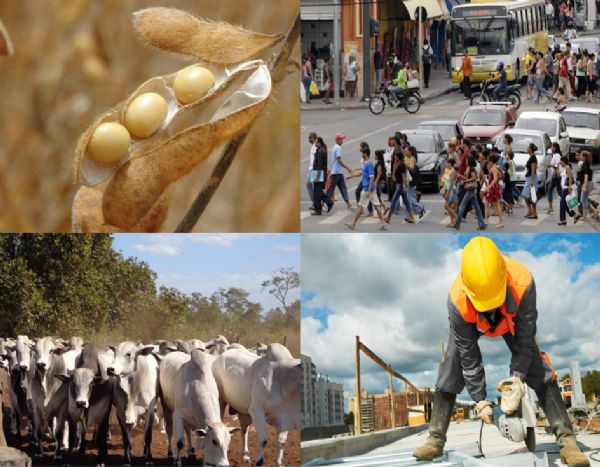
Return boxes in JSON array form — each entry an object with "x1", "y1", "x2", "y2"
[
  {"x1": 546, "y1": 176, "x2": 559, "y2": 203},
  {"x1": 534, "y1": 77, "x2": 552, "y2": 103},
  {"x1": 454, "y1": 189, "x2": 485, "y2": 229},
  {"x1": 492, "y1": 84, "x2": 506, "y2": 101},
  {"x1": 560, "y1": 187, "x2": 575, "y2": 222},
  {"x1": 306, "y1": 173, "x2": 314, "y2": 203},
  {"x1": 407, "y1": 185, "x2": 424, "y2": 219},
  {"x1": 390, "y1": 183, "x2": 411, "y2": 215},
  {"x1": 582, "y1": 180, "x2": 594, "y2": 210},
  {"x1": 523, "y1": 175, "x2": 539, "y2": 204},
  {"x1": 326, "y1": 174, "x2": 349, "y2": 203}
]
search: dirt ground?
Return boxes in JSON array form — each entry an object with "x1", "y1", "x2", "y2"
[{"x1": 4, "y1": 413, "x2": 300, "y2": 466}]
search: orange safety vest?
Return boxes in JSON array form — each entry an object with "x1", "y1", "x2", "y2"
[{"x1": 449, "y1": 256, "x2": 532, "y2": 337}]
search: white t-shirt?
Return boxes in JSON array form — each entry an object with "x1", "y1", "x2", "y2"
[
  {"x1": 384, "y1": 147, "x2": 395, "y2": 176},
  {"x1": 345, "y1": 62, "x2": 359, "y2": 81},
  {"x1": 549, "y1": 153, "x2": 561, "y2": 178},
  {"x1": 309, "y1": 143, "x2": 317, "y2": 170},
  {"x1": 559, "y1": 165, "x2": 569, "y2": 190},
  {"x1": 546, "y1": 3, "x2": 554, "y2": 16}
]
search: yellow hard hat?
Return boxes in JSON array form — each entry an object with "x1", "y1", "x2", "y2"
[{"x1": 461, "y1": 237, "x2": 507, "y2": 312}]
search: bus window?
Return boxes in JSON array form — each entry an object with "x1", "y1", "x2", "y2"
[
  {"x1": 525, "y1": 9, "x2": 530, "y2": 35},
  {"x1": 519, "y1": 10, "x2": 524, "y2": 36},
  {"x1": 450, "y1": 17, "x2": 510, "y2": 56}
]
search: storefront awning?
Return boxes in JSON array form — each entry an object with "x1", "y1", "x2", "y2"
[
  {"x1": 301, "y1": 4, "x2": 334, "y2": 21},
  {"x1": 403, "y1": 0, "x2": 450, "y2": 20}
]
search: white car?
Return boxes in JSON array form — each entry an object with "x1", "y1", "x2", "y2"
[
  {"x1": 514, "y1": 112, "x2": 570, "y2": 156},
  {"x1": 496, "y1": 129, "x2": 553, "y2": 192},
  {"x1": 561, "y1": 107, "x2": 600, "y2": 163}
]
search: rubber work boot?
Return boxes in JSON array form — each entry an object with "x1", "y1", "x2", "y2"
[
  {"x1": 413, "y1": 390, "x2": 456, "y2": 460},
  {"x1": 537, "y1": 382, "x2": 590, "y2": 467}
]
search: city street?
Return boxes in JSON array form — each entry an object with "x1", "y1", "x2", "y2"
[{"x1": 301, "y1": 87, "x2": 600, "y2": 233}]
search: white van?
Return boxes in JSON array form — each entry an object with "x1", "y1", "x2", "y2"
[
  {"x1": 514, "y1": 112, "x2": 570, "y2": 156},
  {"x1": 561, "y1": 107, "x2": 600, "y2": 163}
]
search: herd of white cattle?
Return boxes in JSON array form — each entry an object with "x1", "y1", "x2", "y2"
[{"x1": 0, "y1": 335, "x2": 300, "y2": 467}]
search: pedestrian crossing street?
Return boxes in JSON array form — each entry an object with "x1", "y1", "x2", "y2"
[{"x1": 301, "y1": 200, "x2": 595, "y2": 232}]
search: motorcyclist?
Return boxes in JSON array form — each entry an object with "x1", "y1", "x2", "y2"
[
  {"x1": 389, "y1": 61, "x2": 408, "y2": 103},
  {"x1": 488, "y1": 61, "x2": 507, "y2": 101}
]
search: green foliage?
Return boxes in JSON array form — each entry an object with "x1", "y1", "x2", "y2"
[
  {"x1": 560, "y1": 373, "x2": 571, "y2": 382},
  {"x1": 0, "y1": 234, "x2": 299, "y2": 354},
  {"x1": 582, "y1": 370, "x2": 600, "y2": 400},
  {"x1": 344, "y1": 411, "x2": 355, "y2": 427},
  {"x1": 261, "y1": 267, "x2": 300, "y2": 310}
]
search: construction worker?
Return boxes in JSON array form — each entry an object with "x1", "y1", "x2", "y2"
[{"x1": 413, "y1": 237, "x2": 590, "y2": 467}]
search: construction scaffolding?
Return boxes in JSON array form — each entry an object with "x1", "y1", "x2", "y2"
[{"x1": 353, "y1": 336, "x2": 432, "y2": 435}]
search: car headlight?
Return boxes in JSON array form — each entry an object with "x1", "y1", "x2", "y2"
[
  {"x1": 585, "y1": 138, "x2": 600, "y2": 145},
  {"x1": 421, "y1": 163, "x2": 435, "y2": 171}
]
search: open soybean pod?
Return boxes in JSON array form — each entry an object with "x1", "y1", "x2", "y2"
[
  {"x1": 0, "y1": 19, "x2": 13, "y2": 56},
  {"x1": 72, "y1": 7, "x2": 283, "y2": 232}
]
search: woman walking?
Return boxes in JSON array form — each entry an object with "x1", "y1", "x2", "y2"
[
  {"x1": 302, "y1": 53, "x2": 315, "y2": 103},
  {"x1": 442, "y1": 158, "x2": 458, "y2": 227},
  {"x1": 546, "y1": 142, "x2": 562, "y2": 214},
  {"x1": 580, "y1": 150, "x2": 597, "y2": 221},
  {"x1": 454, "y1": 156, "x2": 486, "y2": 230},
  {"x1": 523, "y1": 143, "x2": 539, "y2": 219},
  {"x1": 575, "y1": 53, "x2": 587, "y2": 99},
  {"x1": 407, "y1": 146, "x2": 425, "y2": 219},
  {"x1": 344, "y1": 55, "x2": 360, "y2": 100},
  {"x1": 485, "y1": 154, "x2": 504, "y2": 228},
  {"x1": 385, "y1": 149, "x2": 414, "y2": 224},
  {"x1": 558, "y1": 155, "x2": 580, "y2": 225}
]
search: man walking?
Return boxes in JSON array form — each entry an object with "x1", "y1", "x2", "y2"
[
  {"x1": 306, "y1": 132, "x2": 317, "y2": 209},
  {"x1": 413, "y1": 237, "x2": 590, "y2": 467},
  {"x1": 326, "y1": 133, "x2": 353, "y2": 211},
  {"x1": 311, "y1": 137, "x2": 332, "y2": 215},
  {"x1": 344, "y1": 147, "x2": 388, "y2": 230},
  {"x1": 422, "y1": 39, "x2": 433, "y2": 88},
  {"x1": 374, "y1": 46, "x2": 384, "y2": 90},
  {"x1": 459, "y1": 50, "x2": 473, "y2": 99}
]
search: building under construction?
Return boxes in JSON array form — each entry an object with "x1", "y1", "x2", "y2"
[{"x1": 349, "y1": 387, "x2": 433, "y2": 433}]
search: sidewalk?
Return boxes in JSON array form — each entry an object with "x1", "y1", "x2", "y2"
[{"x1": 301, "y1": 68, "x2": 458, "y2": 111}]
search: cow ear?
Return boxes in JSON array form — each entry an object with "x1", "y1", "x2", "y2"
[
  {"x1": 136, "y1": 346, "x2": 154, "y2": 356},
  {"x1": 55, "y1": 374, "x2": 71, "y2": 382},
  {"x1": 229, "y1": 427, "x2": 241, "y2": 435},
  {"x1": 205, "y1": 343, "x2": 215, "y2": 350},
  {"x1": 108, "y1": 345, "x2": 116, "y2": 352}
]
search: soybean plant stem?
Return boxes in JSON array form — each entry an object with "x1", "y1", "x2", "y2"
[{"x1": 175, "y1": 12, "x2": 300, "y2": 233}]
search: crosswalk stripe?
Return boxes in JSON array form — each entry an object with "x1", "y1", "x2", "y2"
[
  {"x1": 521, "y1": 213, "x2": 548, "y2": 226},
  {"x1": 301, "y1": 211, "x2": 311, "y2": 220},
  {"x1": 319, "y1": 210, "x2": 352, "y2": 225},
  {"x1": 362, "y1": 215, "x2": 381, "y2": 224}
]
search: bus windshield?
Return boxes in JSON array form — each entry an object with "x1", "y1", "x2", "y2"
[{"x1": 451, "y1": 18, "x2": 509, "y2": 55}]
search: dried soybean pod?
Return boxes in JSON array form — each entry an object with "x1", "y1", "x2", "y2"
[
  {"x1": 133, "y1": 7, "x2": 283, "y2": 64},
  {"x1": 0, "y1": 19, "x2": 13, "y2": 56}
]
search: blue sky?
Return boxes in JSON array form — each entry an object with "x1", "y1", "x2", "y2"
[
  {"x1": 112, "y1": 234, "x2": 300, "y2": 310},
  {"x1": 302, "y1": 234, "x2": 600, "y2": 408}
]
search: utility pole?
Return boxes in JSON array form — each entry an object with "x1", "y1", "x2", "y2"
[
  {"x1": 355, "y1": 335, "x2": 362, "y2": 435},
  {"x1": 362, "y1": 0, "x2": 371, "y2": 101},
  {"x1": 418, "y1": 7, "x2": 424, "y2": 90},
  {"x1": 333, "y1": 0, "x2": 341, "y2": 104}
]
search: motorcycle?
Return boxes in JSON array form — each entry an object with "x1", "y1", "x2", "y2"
[
  {"x1": 368, "y1": 83, "x2": 423, "y2": 115},
  {"x1": 470, "y1": 81, "x2": 522, "y2": 109}
]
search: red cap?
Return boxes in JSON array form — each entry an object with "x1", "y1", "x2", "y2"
[{"x1": 335, "y1": 133, "x2": 346, "y2": 140}]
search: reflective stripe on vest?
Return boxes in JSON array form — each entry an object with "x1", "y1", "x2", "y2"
[{"x1": 450, "y1": 256, "x2": 532, "y2": 337}]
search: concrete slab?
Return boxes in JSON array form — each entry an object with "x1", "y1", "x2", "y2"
[{"x1": 304, "y1": 421, "x2": 600, "y2": 466}]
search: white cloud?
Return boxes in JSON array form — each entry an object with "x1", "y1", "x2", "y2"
[
  {"x1": 188, "y1": 234, "x2": 242, "y2": 247},
  {"x1": 133, "y1": 243, "x2": 180, "y2": 256},
  {"x1": 302, "y1": 235, "x2": 600, "y2": 406},
  {"x1": 274, "y1": 244, "x2": 299, "y2": 253}
]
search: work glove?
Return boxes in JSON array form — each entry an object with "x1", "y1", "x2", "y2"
[
  {"x1": 475, "y1": 400, "x2": 494, "y2": 424},
  {"x1": 496, "y1": 376, "x2": 526, "y2": 414}
]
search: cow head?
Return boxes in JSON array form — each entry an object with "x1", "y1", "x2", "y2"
[
  {"x1": 34, "y1": 336, "x2": 60, "y2": 372},
  {"x1": 194, "y1": 423, "x2": 240, "y2": 467},
  {"x1": 107, "y1": 341, "x2": 138, "y2": 376},
  {"x1": 16, "y1": 335, "x2": 34, "y2": 372},
  {"x1": 57, "y1": 368, "x2": 102, "y2": 409},
  {"x1": 206, "y1": 335, "x2": 230, "y2": 356}
]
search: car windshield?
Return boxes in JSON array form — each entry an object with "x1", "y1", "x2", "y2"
[
  {"x1": 563, "y1": 112, "x2": 600, "y2": 129},
  {"x1": 498, "y1": 134, "x2": 543, "y2": 154},
  {"x1": 451, "y1": 18, "x2": 509, "y2": 55},
  {"x1": 419, "y1": 124, "x2": 455, "y2": 139},
  {"x1": 515, "y1": 118, "x2": 557, "y2": 137},
  {"x1": 405, "y1": 134, "x2": 436, "y2": 153},
  {"x1": 463, "y1": 109, "x2": 503, "y2": 126}
]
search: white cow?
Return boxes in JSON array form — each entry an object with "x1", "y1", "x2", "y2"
[
  {"x1": 212, "y1": 344, "x2": 301, "y2": 467},
  {"x1": 108, "y1": 341, "x2": 159, "y2": 465},
  {"x1": 159, "y1": 350, "x2": 239, "y2": 467},
  {"x1": 205, "y1": 335, "x2": 230, "y2": 355}
]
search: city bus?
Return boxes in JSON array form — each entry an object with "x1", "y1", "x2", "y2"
[{"x1": 450, "y1": 0, "x2": 548, "y2": 84}]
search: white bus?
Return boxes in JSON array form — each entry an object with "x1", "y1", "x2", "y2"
[{"x1": 450, "y1": 0, "x2": 548, "y2": 84}]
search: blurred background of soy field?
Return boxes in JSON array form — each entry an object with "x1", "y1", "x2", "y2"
[{"x1": 0, "y1": 0, "x2": 300, "y2": 232}]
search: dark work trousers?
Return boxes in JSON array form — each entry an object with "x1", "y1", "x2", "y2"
[
  {"x1": 313, "y1": 181, "x2": 330, "y2": 214},
  {"x1": 463, "y1": 76, "x2": 471, "y2": 98},
  {"x1": 326, "y1": 174, "x2": 349, "y2": 203},
  {"x1": 424, "y1": 62, "x2": 432, "y2": 87},
  {"x1": 387, "y1": 177, "x2": 396, "y2": 202},
  {"x1": 436, "y1": 330, "x2": 555, "y2": 396}
]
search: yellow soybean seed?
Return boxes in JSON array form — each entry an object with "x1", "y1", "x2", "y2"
[
  {"x1": 124, "y1": 93, "x2": 168, "y2": 138},
  {"x1": 173, "y1": 66, "x2": 215, "y2": 105},
  {"x1": 87, "y1": 122, "x2": 131, "y2": 165}
]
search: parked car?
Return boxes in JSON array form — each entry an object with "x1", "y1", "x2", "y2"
[
  {"x1": 495, "y1": 129, "x2": 553, "y2": 193},
  {"x1": 401, "y1": 129, "x2": 448, "y2": 192},
  {"x1": 561, "y1": 107, "x2": 600, "y2": 163},
  {"x1": 417, "y1": 120, "x2": 464, "y2": 145},
  {"x1": 461, "y1": 104, "x2": 517, "y2": 145},
  {"x1": 514, "y1": 111, "x2": 570, "y2": 157}
]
